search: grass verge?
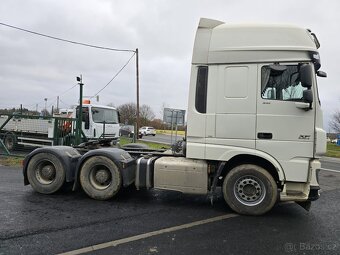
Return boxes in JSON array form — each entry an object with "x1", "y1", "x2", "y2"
[
  {"x1": 156, "y1": 129, "x2": 185, "y2": 136},
  {"x1": 0, "y1": 156, "x2": 24, "y2": 167},
  {"x1": 326, "y1": 143, "x2": 340, "y2": 158}
]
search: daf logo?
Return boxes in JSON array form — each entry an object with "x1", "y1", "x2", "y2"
[{"x1": 299, "y1": 135, "x2": 311, "y2": 140}]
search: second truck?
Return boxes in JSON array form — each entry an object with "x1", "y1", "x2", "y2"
[{"x1": 22, "y1": 18, "x2": 327, "y2": 215}]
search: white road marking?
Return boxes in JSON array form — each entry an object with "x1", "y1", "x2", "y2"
[
  {"x1": 58, "y1": 213, "x2": 238, "y2": 255},
  {"x1": 320, "y1": 168, "x2": 340, "y2": 173}
]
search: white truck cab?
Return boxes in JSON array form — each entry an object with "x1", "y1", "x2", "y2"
[
  {"x1": 186, "y1": 18, "x2": 326, "y2": 208},
  {"x1": 72, "y1": 100, "x2": 120, "y2": 139}
]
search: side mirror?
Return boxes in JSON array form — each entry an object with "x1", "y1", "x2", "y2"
[
  {"x1": 296, "y1": 90, "x2": 313, "y2": 110},
  {"x1": 303, "y1": 89, "x2": 313, "y2": 104},
  {"x1": 317, "y1": 70, "x2": 327, "y2": 77},
  {"x1": 300, "y1": 64, "x2": 313, "y2": 88}
]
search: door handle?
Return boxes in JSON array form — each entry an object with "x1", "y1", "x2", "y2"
[{"x1": 257, "y1": 132, "x2": 272, "y2": 139}]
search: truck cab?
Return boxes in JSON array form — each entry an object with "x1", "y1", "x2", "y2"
[
  {"x1": 73, "y1": 101, "x2": 120, "y2": 139},
  {"x1": 186, "y1": 18, "x2": 326, "y2": 205}
]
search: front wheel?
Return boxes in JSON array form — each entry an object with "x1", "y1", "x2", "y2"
[
  {"x1": 223, "y1": 164, "x2": 277, "y2": 215},
  {"x1": 80, "y1": 156, "x2": 121, "y2": 200}
]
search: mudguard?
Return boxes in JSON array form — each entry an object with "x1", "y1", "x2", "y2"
[
  {"x1": 23, "y1": 146, "x2": 81, "y2": 185},
  {"x1": 72, "y1": 148, "x2": 136, "y2": 191}
]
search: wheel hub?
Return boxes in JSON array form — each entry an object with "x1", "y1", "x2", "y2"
[
  {"x1": 36, "y1": 163, "x2": 56, "y2": 184},
  {"x1": 95, "y1": 169, "x2": 110, "y2": 184},
  {"x1": 234, "y1": 175, "x2": 266, "y2": 206},
  {"x1": 41, "y1": 165, "x2": 55, "y2": 179},
  {"x1": 89, "y1": 166, "x2": 112, "y2": 190}
]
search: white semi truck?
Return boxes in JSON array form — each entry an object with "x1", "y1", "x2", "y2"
[
  {"x1": 0, "y1": 101, "x2": 120, "y2": 150},
  {"x1": 22, "y1": 18, "x2": 327, "y2": 215}
]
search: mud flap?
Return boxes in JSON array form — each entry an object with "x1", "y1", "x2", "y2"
[{"x1": 296, "y1": 201, "x2": 312, "y2": 211}]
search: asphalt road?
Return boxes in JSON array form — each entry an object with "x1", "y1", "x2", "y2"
[
  {"x1": 140, "y1": 133, "x2": 184, "y2": 145},
  {"x1": 320, "y1": 157, "x2": 340, "y2": 172},
  {"x1": 0, "y1": 158, "x2": 339, "y2": 255}
]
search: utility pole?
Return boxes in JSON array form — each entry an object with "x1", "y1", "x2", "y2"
[
  {"x1": 135, "y1": 48, "x2": 140, "y2": 141},
  {"x1": 56, "y1": 96, "x2": 59, "y2": 113},
  {"x1": 76, "y1": 75, "x2": 84, "y2": 145},
  {"x1": 44, "y1": 98, "x2": 47, "y2": 116}
]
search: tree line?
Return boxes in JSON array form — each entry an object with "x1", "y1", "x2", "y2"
[
  {"x1": 117, "y1": 102, "x2": 185, "y2": 130},
  {"x1": 0, "y1": 103, "x2": 161, "y2": 128}
]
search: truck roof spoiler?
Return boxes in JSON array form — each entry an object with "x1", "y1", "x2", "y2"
[{"x1": 198, "y1": 18, "x2": 224, "y2": 29}]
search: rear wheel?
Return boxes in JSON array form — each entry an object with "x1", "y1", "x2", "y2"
[
  {"x1": 223, "y1": 164, "x2": 277, "y2": 215},
  {"x1": 27, "y1": 153, "x2": 66, "y2": 194},
  {"x1": 80, "y1": 156, "x2": 121, "y2": 200},
  {"x1": 4, "y1": 133, "x2": 16, "y2": 151}
]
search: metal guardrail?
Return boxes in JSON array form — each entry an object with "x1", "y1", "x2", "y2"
[{"x1": 0, "y1": 114, "x2": 79, "y2": 156}]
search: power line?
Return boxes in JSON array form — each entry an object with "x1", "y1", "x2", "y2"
[
  {"x1": 59, "y1": 99, "x2": 72, "y2": 107},
  {"x1": 23, "y1": 83, "x2": 78, "y2": 109},
  {"x1": 92, "y1": 52, "x2": 136, "y2": 97},
  {"x1": 0, "y1": 22, "x2": 138, "y2": 111},
  {"x1": 0, "y1": 22, "x2": 135, "y2": 53}
]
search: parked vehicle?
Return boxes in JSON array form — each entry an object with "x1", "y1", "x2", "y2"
[
  {"x1": 0, "y1": 114, "x2": 75, "y2": 151},
  {"x1": 139, "y1": 126, "x2": 156, "y2": 136},
  {"x1": 22, "y1": 18, "x2": 327, "y2": 215},
  {"x1": 119, "y1": 125, "x2": 135, "y2": 138},
  {"x1": 0, "y1": 100, "x2": 120, "y2": 151},
  {"x1": 73, "y1": 101, "x2": 120, "y2": 140}
]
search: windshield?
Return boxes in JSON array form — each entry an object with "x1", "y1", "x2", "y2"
[{"x1": 91, "y1": 107, "x2": 119, "y2": 124}]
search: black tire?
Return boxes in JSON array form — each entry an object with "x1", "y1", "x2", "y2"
[
  {"x1": 27, "y1": 153, "x2": 66, "y2": 194},
  {"x1": 223, "y1": 164, "x2": 277, "y2": 216},
  {"x1": 4, "y1": 133, "x2": 17, "y2": 151},
  {"x1": 80, "y1": 156, "x2": 121, "y2": 200},
  {"x1": 152, "y1": 134, "x2": 156, "y2": 136}
]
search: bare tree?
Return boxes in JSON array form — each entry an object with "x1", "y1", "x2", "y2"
[
  {"x1": 330, "y1": 110, "x2": 340, "y2": 133},
  {"x1": 140, "y1": 104, "x2": 155, "y2": 126},
  {"x1": 117, "y1": 103, "x2": 137, "y2": 125},
  {"x1": 117, "y1": 103, "x2": 155, "y2": 126}
]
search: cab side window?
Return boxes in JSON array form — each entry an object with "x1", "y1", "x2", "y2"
[
  {"x1": 76, "y1": 107, "x2": 89, "y2": 122},
  {"x1": 195, "y1": 66, "x2": 208, "y2": 113},
  {"x1": 261, "y1": 65, "x2": 306, "y2": 101}
]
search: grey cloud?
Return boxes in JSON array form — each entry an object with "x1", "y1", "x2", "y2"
[{"x1": 0, "y1": 0, "x2": 339, "y2": 129}]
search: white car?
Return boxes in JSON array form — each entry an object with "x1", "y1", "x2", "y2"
[{"x1": 139, "y1": 126, "x2": 156, "y2": 136}]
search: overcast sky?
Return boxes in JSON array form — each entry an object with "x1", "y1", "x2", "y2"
[{"x1": 0, "y1": 0, "x2": 339, "y2": 130}]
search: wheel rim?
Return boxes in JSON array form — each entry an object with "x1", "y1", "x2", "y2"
[
  {"x1": 233, "y1": 175, "x2": 266, "y2": 206},
  {"x1": 5, "y1": 136, "x2": 14, "y2": 150},
  {"x1": 89, "y1": 165, "x2": 112, "y2": 190},
  {"x1": 35, "y1": 161, "x2": 56, "y2": 185}
]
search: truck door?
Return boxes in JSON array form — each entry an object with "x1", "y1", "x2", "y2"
[
  {"x1": 204, "y1": 64, "x2": 257, "y2": 159},
  {"x1": 76, "y1": 106, "x2": 91, "y2": 138},
  {"x1": 256, "y1": 63, "x2": 315, "y2": 182}
]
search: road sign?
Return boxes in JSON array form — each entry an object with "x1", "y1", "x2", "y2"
[{"x1": 163, "y1": 108, "x2": 185, "y2": 125}]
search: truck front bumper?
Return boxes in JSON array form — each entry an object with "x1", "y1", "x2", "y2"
[{"x1": 280, "y1": 159, "x2": 321, "y2": 202}]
